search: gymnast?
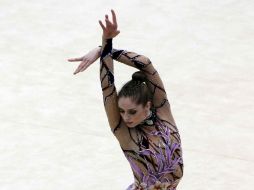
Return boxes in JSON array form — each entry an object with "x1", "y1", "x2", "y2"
[{"x1": 68, "y1": 9, "x2": 184, "y2": 190}]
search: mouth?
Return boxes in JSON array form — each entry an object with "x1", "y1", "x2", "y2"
[{"x1": 126, "y1": 122, "x2": 133, "y2": 125}]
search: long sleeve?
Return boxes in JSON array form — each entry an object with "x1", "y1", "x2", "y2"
[
  {"x1": 99, "y1": 39, "x2": 133, "y2": 144},
  {"x1": 100, "y1": 39, "x2": 115, "y2": 102},
  {"x1": 111, "y1": 48, "x2": 176, "y2": 125},
  {"x1": 99, "y1": 39, "x2": 121, "y2": 130}
]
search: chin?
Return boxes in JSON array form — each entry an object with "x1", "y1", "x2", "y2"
[
  {"x1": 127, "y1": 124, "x2": 135, "y2": 128},
  {"x1": 127, "y1": 121, "x2": 142, "y2": 128},
  {"x1": 126, "y1": 123, "x2": 136, "y2": 128}
]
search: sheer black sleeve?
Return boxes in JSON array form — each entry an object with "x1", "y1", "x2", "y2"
[
  {"x1": 111, "y1": 48, "x2": 175, "y2": 124},
  {"x1": 99, "y1": 40, "x2": 132, "y2": 144}
]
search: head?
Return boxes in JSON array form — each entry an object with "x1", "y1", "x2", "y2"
[{"x1": 118, "y1": 71, "x2": 152, "y2": 128}]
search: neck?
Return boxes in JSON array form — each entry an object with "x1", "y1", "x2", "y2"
[{"x1": 140, "y1": 110, "x2": 154, "y2": 126}]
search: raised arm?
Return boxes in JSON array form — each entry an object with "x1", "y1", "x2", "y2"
[
  {"x1": 69, "y1": 10, "x2": 175, "y2": 126},
  {"x1": 98, "y1": 10, "x2": 131, "y2": 145},
  {"x1": 99, "y1": 38, "x2": 119, "y2": 128},
  {"x1": 111, "y1": 49, "x2": 176, "y2": 125}
]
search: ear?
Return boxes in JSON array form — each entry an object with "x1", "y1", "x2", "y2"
[{"x1": 145, "y1": 101, "x2": 152, "y2": 110}]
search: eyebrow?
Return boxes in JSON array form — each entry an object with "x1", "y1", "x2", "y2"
[{"x1": 118, "y1": 107, "x2": 136, "y2": 111}]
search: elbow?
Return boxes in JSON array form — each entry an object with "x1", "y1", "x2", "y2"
[
  {"x1": 134, "y1": 55, "x2": 152, "y2": 70},
  {"x1": 143, "y1": 55, "x2": 152, "y2": 65}
]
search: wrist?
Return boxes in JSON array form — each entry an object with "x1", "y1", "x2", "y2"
[
  {"x1": 102, "y1": 37, "x2": 112, "y2": 44},
  {"x1": 102, "y1": 34, "x2": 113, "y2": 40},
  {"x1": 101, "y1": 37, "x2": 112, "y2": 50},
  {"x1": 96, "y1": 46, "x2": 101, "y2": 56}
]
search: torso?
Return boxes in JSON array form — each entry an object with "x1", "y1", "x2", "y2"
[{"x1": 121, "y1": 110, "x2": 184, "y2": 189}]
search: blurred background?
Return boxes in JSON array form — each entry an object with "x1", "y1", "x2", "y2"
[{"x1": 0, "y1": 0, "x2": 253, "y2": 189}]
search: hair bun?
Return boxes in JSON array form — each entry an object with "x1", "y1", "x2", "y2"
[{"x1": 132, "y1": 71, "x2": 146, "y2": 83}]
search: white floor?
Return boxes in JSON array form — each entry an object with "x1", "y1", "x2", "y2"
[{"x1": 0, "y1": 0, "x2": 254, "y2": 189}]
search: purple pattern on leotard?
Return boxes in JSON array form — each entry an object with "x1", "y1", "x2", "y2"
[
  {"x1": 100, "y1": 39, "x2": 184, "y2": 189},
  {"x1": 123, "y1": 110, "x2": 183, "y2": 190}
]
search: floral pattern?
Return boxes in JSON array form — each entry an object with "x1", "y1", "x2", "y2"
[{"x1": 125, "y1": 118, "x2": 183, "y2": 190}]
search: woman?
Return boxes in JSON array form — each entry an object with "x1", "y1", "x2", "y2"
[{"x1": 68, "y1": 10, "x2": 184, "y2": 190}]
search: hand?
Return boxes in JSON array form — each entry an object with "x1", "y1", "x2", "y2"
[
  {"x1": 99, "y1": 9, "x2": 120, "y2": 39},
  {"x1": 68, "y1": 47, "x2": 101, "y2": 75}
]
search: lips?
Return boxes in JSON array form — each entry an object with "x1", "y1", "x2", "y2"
[{"x1": 126, "y1": 122, "x2": 133, "y2": 125}]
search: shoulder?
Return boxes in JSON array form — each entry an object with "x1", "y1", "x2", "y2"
[
  {"x1": 154, "y1": 108, "x2": 180, "y2": 135},
  {"x1": 112, "y1": 119, "x2": 136, "y2": 148},
  {"x1": 154, "y1": 106, "x2": 177, "y2": 127}
]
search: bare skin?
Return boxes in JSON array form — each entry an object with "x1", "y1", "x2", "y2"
[
  {"x1": 68, "y1": 10, "x2": 183, "y2": 189},
  {"x1": 68, "y1": 10, "x2": 151, "y2": 127},
  {"x1": 68, "y1": 9, "x2": 119, "y2": 74},
  {"x1": 68, "y1": 46, "x2": 101, "y2": 75},
  {"x1": 118, "y1": 97, "x2": 151, "y2": 128},
  {"x1": 68, "y1": 9, "x2": 176, "y2": 131}
]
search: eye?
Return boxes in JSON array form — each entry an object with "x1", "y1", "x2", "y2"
[
  {"x1": 129, "y1": 110, "x2": 137, "y2": 115},
  {"x1": 119, "y1": 109, "x2": 125, "y2": 113}
]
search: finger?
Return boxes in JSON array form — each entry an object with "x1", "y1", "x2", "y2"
[
  {"x1": 105, "y1": 14, "x2": 113, "y2": 27},
  {"x1": 74, "y1": 67, "x2": 81, "y2": 75},
  {"x1": 99, "y1": 20, "x2": 106, "y2": 30},
  {"x1": 105, "y1": 18, "x2": 112, "y2": 27},
  {"x1": 80, "y1": 63, "x2": 90, "y2": 72},
  {"x1": 74, "y1": 63, "x2": 85, "y2": 74},
  {"x1": 74, "y1": 69, "x2": 79, "y2": 75},
  {"x1": 105, "y1": 14, "x2": 112, "y2": 25},
  {"x1": 68, "y1": 57, "x2": 83, "y2": 62},
  {"x1": 74, "y1": 67, "x2": 82, "y2": 75},
  {"x1": 112, "y1": 30, "x2": 120, "y2": 38},
  {"x1": 75, "y1": 60, "x2": 90, "y2": 73},
  {"x1": 111, "y1": 9, "x2": 117, "y2": 27},
  {"x1": 116, "y1": 30, "x2": 120, "y2": 35}
]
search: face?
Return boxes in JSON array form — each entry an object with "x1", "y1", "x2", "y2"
[{"x1": 118, "y1": 97, "x2": 151, "y2": 128}]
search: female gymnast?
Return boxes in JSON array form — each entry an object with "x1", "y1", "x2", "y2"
[{"x1": 68, "y1": 9, "x2": 184, "y2": 190}]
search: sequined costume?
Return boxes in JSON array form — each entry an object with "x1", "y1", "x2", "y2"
[{"x1": 100, "y1": 39, "x2": 184, "y2": 190}]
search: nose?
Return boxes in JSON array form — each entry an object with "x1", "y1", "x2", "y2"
[{"x1": 123, "y1": 114, "x2": 130, "y2": 122}]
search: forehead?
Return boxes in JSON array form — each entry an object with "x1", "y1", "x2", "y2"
[{"x1": 118, "y1": 97, "x2": 139, "y2": 109}]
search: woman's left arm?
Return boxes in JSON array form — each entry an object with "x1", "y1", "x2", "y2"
[
  {"x1": 71, "y1": 45, "x2": 176, "y2": 125},
  {"x1": 110, "y1": 49, "x2": 176, "y2": 125}
]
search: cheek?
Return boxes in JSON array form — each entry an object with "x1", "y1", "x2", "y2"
[{"x1": 132, "y1": 112, "x2": 143, "y2": 121}]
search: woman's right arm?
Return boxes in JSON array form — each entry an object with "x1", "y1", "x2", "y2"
[
  {"x1": 69, "y1": 10, "x2": 132, "y2": 144},
  {"x1": 98, "y1": 10, "x2": 132, "y2": 145}
]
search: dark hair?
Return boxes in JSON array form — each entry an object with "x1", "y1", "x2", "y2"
[{"x1": 118, "y1": 71, "x2": 152, "y2": 106}]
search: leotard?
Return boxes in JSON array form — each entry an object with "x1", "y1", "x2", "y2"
[{"x1": 100, "y1": 39, "x2": 184, "y2": 190}]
